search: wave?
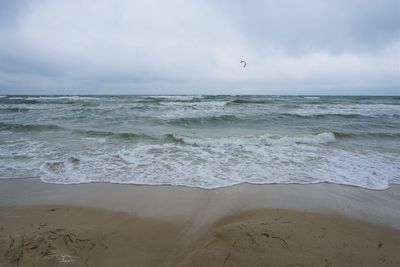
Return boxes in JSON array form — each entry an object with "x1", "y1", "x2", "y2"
[
  {"x1": 0, "y1": 107, "x2": 30, "y2": 113},
  {"x1": 25, "y1": 96, "x2": 97, "y2": 101},
  {"x1": 164, "y1": 132, "x2": 337, "y2": 146},
  {"x1": 164, "y1": 134, "x2": 185, "y2": 144},
  {"x1": 136, "y1": 95, "x2": 204, "y2": 104},
  {"x1": 147, "y1": 95, "x2": 203, "y2": 101},
  {"x1": 333, "y1": 131, "x2": 400, "y2": 139},
  {"x1": 0, "y1": 123, "x2": 153, "y2": 140},
  {"x1": 284, "y1": 104, "x2": 400, "y2": 117},
  {"x1": 284, "y1": 113, "x2": 366, "y2": 119},
  {"x1": 2, "y1": 96, "x2": 100, "y2": 105},
  {"x1": 167, "y1": 114, "x2": 239, "y2": 125},
  {"x1": 4, "y1": 99, "x2": 41, "y2": 104},
  {"x1": 168, "y1": 132, "x2": 336, "y2": 147},
  {"x1": 282, "y1": 112, "x2": 398, "y2": 119},
  {"x1": 0, "y1": 122, "x2": 65, "y2": 132},
  {"x1": 73, "y1": 129, "x2": 154, "y2": 140},
  {"x1": 166, "y1": 131, "x2": 400, "y2": 146},
  {"x1": 164, "y1": 113, "x2": 373, "y2": 127},
  {"x1": 226, "y1": 99, "x2": 274, "y2": 105}
]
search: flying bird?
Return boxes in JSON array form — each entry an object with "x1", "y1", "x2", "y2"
[{"x1": 240, "y1": 60, "x2": 247, "y2": 68}]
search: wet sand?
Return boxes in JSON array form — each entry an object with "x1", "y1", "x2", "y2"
[
  {"x1": 1, "y1": 206, "x2": 400, "y2": 267},
  {"x1": 0, "y1": 206, "x2": 181, "y2": 267},
  {"x1": 179, "y1": 208, "x2": 400, "y2": 267},
  {"x1": 1, "y1": 179, "x2": 400, "y2": 266}
]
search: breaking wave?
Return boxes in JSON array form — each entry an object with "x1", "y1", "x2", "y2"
[{"x1": 168, "y1": 132, "x2": 336, "y2": 146}]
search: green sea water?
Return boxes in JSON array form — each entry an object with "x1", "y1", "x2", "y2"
[{"x1": 0, "y1": 95, "x2": 399, "y2": 189}]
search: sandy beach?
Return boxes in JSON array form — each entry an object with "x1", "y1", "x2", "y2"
[{"x1": 1, "y1": 179, "x2": 400, "y2": 266}]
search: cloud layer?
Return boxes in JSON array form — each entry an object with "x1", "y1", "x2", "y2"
[{"x1": 0, "y1": 0, "x2": 399, "y2": 94}]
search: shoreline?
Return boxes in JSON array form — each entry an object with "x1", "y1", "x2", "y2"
[
  {"x1": 1, "y1": 178, "x2": 400, "y2": 230},
  {"x1": 2, "y1": 175, "x2": 398, "y2": 191}
]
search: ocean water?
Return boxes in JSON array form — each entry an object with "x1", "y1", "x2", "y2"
[{"x1": 0, "y1": 95, "x2": 399, "y2": 190}]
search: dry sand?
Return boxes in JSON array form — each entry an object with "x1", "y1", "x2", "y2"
[{"x1": 1, "y1": 205, "x2": 400, "y2": 267}]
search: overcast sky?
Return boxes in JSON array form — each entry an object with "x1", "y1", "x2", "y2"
[{"x1": 0, "y1": 0, "x2": 399, "y2": 95}]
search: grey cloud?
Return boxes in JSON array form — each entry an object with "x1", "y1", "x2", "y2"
[
  {"x1": 0, "y1": 0, "x2": 25, "y2": 26},
  {"x1": 212, "y1": 0, "x2": 400, "y2": 54},
  {"x1": 0, "y1": 0, "x2": 399, "y2": 94}
]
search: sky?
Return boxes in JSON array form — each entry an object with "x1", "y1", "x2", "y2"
[{"x1": 0, "y1": 0, "x2": 399, "y2": 95}]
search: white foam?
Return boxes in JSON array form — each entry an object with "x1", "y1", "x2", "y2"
[
  {"x1": 38, "y1": 136, "x2": 399, "y2": 190},
  {"x1": 0, "y1": 139, "x2": 46, "y2": 178}
]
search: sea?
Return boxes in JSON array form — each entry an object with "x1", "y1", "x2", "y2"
[{"x1": 0, "y1": 95, "x2": 399, "y2": 190}]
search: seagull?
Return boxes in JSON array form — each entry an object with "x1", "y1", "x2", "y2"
[{"x1": 240, "y1": 60, "x2": 247, "y2": 68}]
